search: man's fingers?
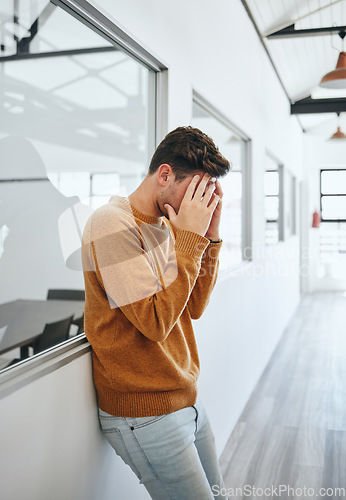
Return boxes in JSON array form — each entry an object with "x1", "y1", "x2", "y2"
[
  {"x1": 209, "y1": 194, "x2": 220, "y2": 212},
  {"x1": 215, "y1": 180, "x2": 223, "y2": 199},
  {"x1": 194, "y1": 173, "x2": 211, "y2": 199},
  {"x1": 207, "y1": 191, "x2": 222, "y2": 208},
  {"x1": 183, "y1": 174, "x2": 201, "y2": 202},
  {"x1": 164, "y1": 204, "x2": 177, "y2": 220},
  {"x1": 201, "y1": 180, "x2": 216, "y2": 205}
]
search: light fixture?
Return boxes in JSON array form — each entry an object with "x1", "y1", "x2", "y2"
[
  {"x1": 320, "y1": 52, "x2": 346, "y2": 88},
  {"x1": 328, "y1": 113, "x2": 346, "y2": 140},
  {"x1": 320, "y1": 32, "x2": 346, "y2": 89},
  {"x1": 329, "y1": 126, "x2": 346, "y2": 139}
]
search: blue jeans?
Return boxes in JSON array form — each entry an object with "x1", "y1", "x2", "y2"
[{"x1": 98, "y1": 394, "x2": 227, "y2": 499}]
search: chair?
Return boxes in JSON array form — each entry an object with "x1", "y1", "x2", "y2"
[
  {"x1": 0, "y1": 325, "x2": 21, "y2": 369},
  {"x1": 33, "y1": 315, "x2": 74, "y2": 354},
  {"x1": 47, "y1": 289, "x2": 85, "y2": 334}
]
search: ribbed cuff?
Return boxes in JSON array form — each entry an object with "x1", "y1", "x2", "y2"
[
  {"x1": 175, "y1": 230, "x2": 209, "y2": 260},
  {"x1": 204, "y1": 239, "x2": 222, "y2": 261}
]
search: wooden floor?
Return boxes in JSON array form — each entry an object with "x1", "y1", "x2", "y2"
[{"x1": 220, "y1": 292, "x2": 346, "y2": 499}]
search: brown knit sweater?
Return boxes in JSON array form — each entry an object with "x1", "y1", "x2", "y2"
[{"x1": 81, "y1": 195, "x2": 221, "y2": 417}]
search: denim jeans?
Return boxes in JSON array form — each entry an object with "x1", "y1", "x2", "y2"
[{"x1": 98, "y1": 394, "x2": 228, "y2": 499}]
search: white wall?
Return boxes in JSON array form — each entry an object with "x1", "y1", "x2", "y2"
[
  {"x1": 0, "y1": 352, "x2": 151, "y2": 500},
  {"x1": 0, "y1": 1, "x2": 305, "y2": 499}
]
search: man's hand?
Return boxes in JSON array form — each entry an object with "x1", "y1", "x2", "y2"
[
  {"x1": 164, "y1": 173, "x2": 219, "y2": 237},
  {"x1": 205, "y1": 179, "x2": 223, "y2": 241}
]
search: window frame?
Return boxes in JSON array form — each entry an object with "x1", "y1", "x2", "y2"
[
  {"x1": 192, "y1": 90, "x2": 252, "y2": 264},
  {"x1": 319, "y1": 168, "x2": 346, "y2": 266},
  {"x1": 291, "y1": 174, "x2": 297, "y2": 236},
  {"x1": 264, "y1": 152, "x2": 284, "y2": 245},
  {"x1": 320, "y1": 168, "x2": 346, "y2": 223},
  {"x1": 0, "y1": 0, "x2": 168, "y2": 390}
]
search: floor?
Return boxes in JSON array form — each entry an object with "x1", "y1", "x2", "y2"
[{"x1": 220, "y1": 292, "x2": 346, "y2": 500}]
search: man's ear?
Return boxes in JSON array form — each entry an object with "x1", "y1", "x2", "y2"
[{"x1": 157, "y1": 164, "x2": 174, "y2": 187}]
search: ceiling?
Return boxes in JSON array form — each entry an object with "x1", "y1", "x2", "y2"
[{"x1": 243, "y1": 0, "x2": 346, "y2": 138}]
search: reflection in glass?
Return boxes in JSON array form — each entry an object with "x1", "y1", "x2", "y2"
[{"x1": 0, "y1": 1, "x2": 154, "y2": 369}]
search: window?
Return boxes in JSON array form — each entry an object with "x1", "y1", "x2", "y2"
[
  {"x1": 285, "y1": 170, "x2": 296, "y2": 238},
  {"x1": 290, "y1": 174, "x2": 297, "y2": 236},
  {"x1": 319, "y1": 169, "x2": 346, "y2": 270},
  {"x1": 191, "y1": 92, "x2": 251, "y2": 270},
  {"x1": 264, "y1": 155, "x2": 283, "y2": 245},
  {"x1": 0, "y1": 0, "x2": 164, "y2": 371},
  {"x1": 320, "y1": 169, "x2": 346, "y2": 221}
]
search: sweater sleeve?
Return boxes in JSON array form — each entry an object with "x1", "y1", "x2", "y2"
[
  {"x1": 84, "y1": 206, "x2": 210, "y2": 342},
  {"x1": 187, "y1": 241, "x2": 222, "y2": 319}
]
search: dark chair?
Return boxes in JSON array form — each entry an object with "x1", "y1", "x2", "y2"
[
  {"x1": 0, "y1": 325, "x2": 21, "y2": 369},
  {"x1": 47, "y1": 289, "x2": 85, "y2": 334},
  {"x1": 47, "y1": 289, "x2": 85, "y2": 301},
  {"x1": 33, "y1": 315, "x2": 74, "y2": 354}
]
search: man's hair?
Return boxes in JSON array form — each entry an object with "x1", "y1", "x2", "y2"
[{"x1": 148, "y1": 126, "x2": 231, "y2": 181}]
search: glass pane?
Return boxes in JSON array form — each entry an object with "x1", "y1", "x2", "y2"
[
  {"x1": 91, "y1": 173, "x2": 120, "y2": 195},
  {"x1": 265, "y1": 222, "x2": 279, "y2": 245},
  {"x1": 0, "y1": 0, "x2": 155, "y2": 368},
  {"x1": 321, "y1": 196, "x2": 346, "y2": 220},
  {"x1": 321, "y1": 170, "x2": 346, "y2": 195},
  {"x1": 319, "y1": 222, "x2": 346, "y2": 277},
  {"x1": 192, "y1": 101, "x2": 245, "y2": 269},
  {"x1": 264, "y1": 154, "x2": 281, "y2": 245},
  {"x1": 265, "y1": 155, "x2": 278, "y2": 171},
  {"x1": 264, "y1": 171, "x2": 279, "y2": 196},
  {"x1": 265, "y1": 196, "x2": 279, "y2": 220}
]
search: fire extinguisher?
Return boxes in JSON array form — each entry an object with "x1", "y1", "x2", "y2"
[{"x1": 312, "y1": 209, "x2": 321, "y2": 228}]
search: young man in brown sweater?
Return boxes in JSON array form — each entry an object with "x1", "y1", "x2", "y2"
[{"x1": 82, "y1": 126, "x2": 231, "y2": 499}]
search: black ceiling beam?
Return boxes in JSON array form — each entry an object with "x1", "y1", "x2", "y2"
[
  {"x1": 267, "y1": 23, "x2": 346, "y2": 39},
  {"x1": 291, "y1": 96, "x2": 346, "y2": 114},
  {"x1": 0, "y1": 45, "x2": 117, "y2": 63}
]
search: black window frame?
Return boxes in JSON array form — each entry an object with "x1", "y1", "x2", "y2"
[
  {"x1": 320, "y1": 168, "x2": 346, "y2": 223},
  {"x1": 264, "y1": 162, "x2": 284, "y2": 245}
]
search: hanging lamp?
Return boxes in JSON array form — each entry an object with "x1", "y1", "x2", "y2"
[
  {"x1": 320, "y1": 32, "x2": 346, "y2": 89},
  {"x1": 328, "y1": 113, "x2": 346, "y2": 140},
  {"x1": 329, "y1": 126, "x2": 346, "y2": 139}
]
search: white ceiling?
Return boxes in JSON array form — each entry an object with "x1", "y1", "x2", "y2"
[{"x1": 245, "y1": 0, "x2": 346, "y2": 137}]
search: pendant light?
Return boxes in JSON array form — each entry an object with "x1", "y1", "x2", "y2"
[
  {"x1": 320, "y1": 32, "x2": 346, "y2": 89},
  {"x1": 328, "y1": 113, "x2": 346, "y2": 140}
]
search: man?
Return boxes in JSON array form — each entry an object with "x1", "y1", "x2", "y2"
[{"x1": 81, "y1": 126, "x2": 231, "y2": 499}]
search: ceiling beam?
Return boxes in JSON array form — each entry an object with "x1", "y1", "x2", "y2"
[
  {"x1": 291, "y1": 96, "x2": 346, "y2": 114},
  {"x1": 263, "y1": 0, "x2": 343, "y2": 37},
  {"x1": 0, "y1": 45, "x2": 117, "y2": 62},
  {"x1": 267, "y1": 24, "x2": 346, "y2": 39}
]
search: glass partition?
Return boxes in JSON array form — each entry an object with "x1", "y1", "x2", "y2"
[
  {"x1": 192, "y1": 99, "x2": 251, "y2": 270},
  {"x1": 0, "y1": 0, "x2": 156, "y2": 370}
]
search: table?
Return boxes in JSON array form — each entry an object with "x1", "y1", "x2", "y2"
[{"x1": 0, "y1": 299, "x2": 85, "y2": 358}]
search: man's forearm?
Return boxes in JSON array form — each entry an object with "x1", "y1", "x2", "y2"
[{"x1": 187, "y1": 240, "x2": 222, "y2": 320}]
